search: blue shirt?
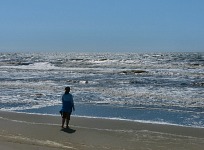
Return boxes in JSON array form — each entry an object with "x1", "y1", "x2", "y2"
[{"x1": 61, "y1": 93, "x2": 74, "y2": 113}]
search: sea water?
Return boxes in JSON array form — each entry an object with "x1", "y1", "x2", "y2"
[{"x1": 0, "y1": 52, "x2": 204, "y2": 127}]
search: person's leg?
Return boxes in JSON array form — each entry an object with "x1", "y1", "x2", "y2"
[
  {"x1": 62, "y1": 118, "x2": 65, "y2": 128},
  {"x1": 61, "y1": 112, "x2": 67, "y2": 128},
  {"x1": 66, "y1": 113, "x2": 71, "y2": 128},
  {"x1": 66, "y1": 119, "x2": 69, "y2": 128}
]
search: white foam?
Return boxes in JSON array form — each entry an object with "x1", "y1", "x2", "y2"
[
  {"x1": 0, "y1": 62, "x2": 59, "y2": 70},
  {"x1": 72, "y1": 115, "x2": 204, "y2": 129},
  {"x1": 0, "y1": 134, "x2": 74, "y2": 149}
]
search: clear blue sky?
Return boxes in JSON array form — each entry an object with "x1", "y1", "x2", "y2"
[{"x1": 0, "y1": 0, "x2": 204, "y2": 52}]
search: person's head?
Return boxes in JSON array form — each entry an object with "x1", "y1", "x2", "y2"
[{"x1": 65, "y1": 86, "x2": 70, "y2": 93}]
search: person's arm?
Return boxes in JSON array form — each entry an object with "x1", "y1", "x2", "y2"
[
  {"x1": 72, "y1": 95, "x2": 75, "y2": 111},
  {"x1": 61, "y1": 95, "x2": 64, "y2": 112},
  {"x1": 62, "y1": 94, "x2": 64, "y2": 102}
]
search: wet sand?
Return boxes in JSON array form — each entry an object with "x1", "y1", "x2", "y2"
[{"x1": 0, "y1": 111, "x2": 204, "y2": 150}]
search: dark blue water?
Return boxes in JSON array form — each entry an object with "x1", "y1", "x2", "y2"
[
  {"x1": 17, "y1": 103, "x2": 204, "y2": 128},
  {"x1": 1, "y1": 52, "x2": 204, "y2": 128}
]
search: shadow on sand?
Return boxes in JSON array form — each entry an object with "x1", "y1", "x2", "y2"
[{"x1": 61, "y1": 127, "x2": 76, "y2": 134}]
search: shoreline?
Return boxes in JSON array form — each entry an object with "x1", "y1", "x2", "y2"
[
  {"x1": 13, "y1": 102, "x2": 204, "y2": 128},
  {"x1": 1, "y1": 110, "x2": 204, "y2": 149},
  {"x1": 13, "y1": 110, "x2": 204, "y2": 129}
]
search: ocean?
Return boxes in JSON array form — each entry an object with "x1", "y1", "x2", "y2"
[{"x1": 0, "y1": 52, "x2": 204, "y2": 128}]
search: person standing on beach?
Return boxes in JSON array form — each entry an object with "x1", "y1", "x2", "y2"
[{"x1": 60, "y1": 86, "x2": 75, "y2": 128}]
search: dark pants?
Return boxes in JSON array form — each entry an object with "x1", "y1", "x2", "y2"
[{"x1": 62, "y1": 112, "x2": 71, "y2": 120}]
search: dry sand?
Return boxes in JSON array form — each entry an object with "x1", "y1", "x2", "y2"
[{"x1": 0, "y1": 110, "x2": 204, "y2": 150}]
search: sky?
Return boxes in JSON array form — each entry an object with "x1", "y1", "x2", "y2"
[{"x1": 0, "y1": 0, "x2": 204, "y2": 53}]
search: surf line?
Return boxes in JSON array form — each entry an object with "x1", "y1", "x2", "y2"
[
  {"x1": 0, "y1": 134, "x2": 75, "y2": 149},
  {"x1": 1, "y1": 116, "x2": 203, "y2": 140},
  {"x1": 0, "y1": 116, "x2": 134, "y2": 133}
]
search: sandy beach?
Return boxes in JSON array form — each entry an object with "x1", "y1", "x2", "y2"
[{"x1": 0, "y1": 111, "x2": 204, "y2": 150}]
